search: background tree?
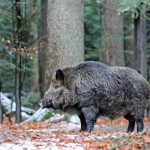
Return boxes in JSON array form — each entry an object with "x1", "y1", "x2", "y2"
[
  {"x1": 147, "y1": 11, "x2": 150, "y2": 80},
  {"x1": 134, "y1": 4, "x2": 147, "y2": 79},
  {"x1": 38, "y1": 0, "x2": 48, "y2": 97},
  {"x1": 46, "y1": 0, "x2": 84, "y2": 88},
  {"x1": 100, "y1": 0, "x2": 125, "y2": 66},
  {"x1": 12, "y1": 0, "x2": 22, "y2": 123},
  {"x1": 25, "y1": 0, "x2": 85, "y2": 122}
]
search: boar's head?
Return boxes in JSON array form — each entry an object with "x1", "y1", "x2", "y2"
[{"x1": 42, "y1": 69, "x2": 68, "y2": 109}]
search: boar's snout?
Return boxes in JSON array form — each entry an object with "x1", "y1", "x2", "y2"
[{"x1": 42, "y1": 98, "x2": 53, "y2": 109}]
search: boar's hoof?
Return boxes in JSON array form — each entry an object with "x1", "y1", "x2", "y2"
[
  {"x1": 86, "y1": 124, "x2": 94, "y2": 133},
  {"x1": 124, "y1": 114, "x2": 135, "y2": 133},
  {"x1": 78, "y1": 113, "x2": 87, "y2": 132},
  {"x1": 137, "y1": 119, "x2": 144, "y2": 133},
  {"x1": 87, "y1": 128, "x2": 93, "y2": 133},
  {"x1": 80, "y1": 127, "x2": 87, "y2": 132}
]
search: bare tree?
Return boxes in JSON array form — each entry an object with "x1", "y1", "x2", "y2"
[{"x1": 12, "y1": 0, "x2": 22, "y2": 123}]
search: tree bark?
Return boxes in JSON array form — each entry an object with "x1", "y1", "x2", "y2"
[
  {"x1": 100, "y1": 0, "x2": 124, "y2": 66},
  {"x1": 46, "y1": 0, "x2": 84, "y2": 89},
  {"x1": 12, "y1": 0, "x2": 22, "y2": 123},
  {"x1": 134, "y1": 8, "x2": 147, "y2": 79},
  {"x1": 134, "y1": 7, "x2": 148, "y2": 116},
  {"x1": 39, "y1": 0, "x2": 48, "y2": 97}
]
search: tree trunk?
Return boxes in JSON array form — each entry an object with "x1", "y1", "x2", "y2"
[
  {"x1": 12, "y1": 0, "x2": 22, "y2": 123},
  {"x1": 46, "y1": 0, "x2": 84, "y2": 89},
  {"x1": 100, "y1": 0, "x2": 124, "y2": 66},
  {"x1": 134, "y1": 9, "x2": 147, "y2": 79},
  {"x1": 39, "y1": 0, "x2": 48, "y2": 97},
  {"x1": 134, "y1": 7, "x2": 148, "y2": 116}
]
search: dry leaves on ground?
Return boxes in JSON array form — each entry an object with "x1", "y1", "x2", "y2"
[{"x1": 0, "y1": 116, "x2": 150, "y2": 150}]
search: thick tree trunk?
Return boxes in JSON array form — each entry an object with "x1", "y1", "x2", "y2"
[
  {"x1": 100, "y1": 0, "x2": 124, "y2": 66},
  {"x1": 46, "y1": 0, "x2": 84, "y2": 89},
  {"x1": 134, "y1": 8, "x2": 148, "y2": 116}
]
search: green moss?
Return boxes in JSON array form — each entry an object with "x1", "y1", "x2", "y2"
[
  {"x1": 43, "y1": 109, "x2": 64, "y2": 120},
  {"x1": 44, "y1": 111, "x2": 54, "y2": 119}
]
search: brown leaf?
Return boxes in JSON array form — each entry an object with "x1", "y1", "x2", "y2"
[
  {"x1": 4, "y1": 138, "x2": 13, "y2": 143},
  {"x1": 144, "y1": 135, "x2": 150, "y2": 144}
]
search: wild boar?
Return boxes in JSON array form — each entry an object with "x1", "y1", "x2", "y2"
[{"x1": 42, "y1": 61, "x2": 150, "y2": 133}]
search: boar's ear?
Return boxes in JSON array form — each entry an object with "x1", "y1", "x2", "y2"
[{"x1": 56, "y1": 69, "x2": 64, "y2": 84}]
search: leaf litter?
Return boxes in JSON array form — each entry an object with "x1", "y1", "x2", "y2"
[{"x1": 0, "y1": 116, "x2": 150, "y2": 150}]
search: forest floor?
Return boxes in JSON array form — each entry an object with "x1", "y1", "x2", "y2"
[{"x1": 0, "y1": 116, "x2": 150, "y2": 150}]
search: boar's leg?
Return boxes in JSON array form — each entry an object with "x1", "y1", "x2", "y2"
[
  {"x1": 136, "y1": 118, "x2": 144, "y2": 133},
  {"x1": 124, "y1": 114, "x2": 135, "y2": 132},
  {"x1": 78, "y1": 113, "x2": 87, "y2": 132},
  {"x1": 81, "y1": 107, "x2": 97, "y2": 133}
]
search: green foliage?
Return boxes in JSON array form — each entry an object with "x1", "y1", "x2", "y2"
[
  {"x1": 43, "y1": 110, "x2": 62, "y2": 120},
  {"x1": 21, "y1": 92, "x2": 41, "y2": 108},
  {"x1": 84, "y1": 1, "x2": 102, "y2": 61},
  {"x1": 0, "y1": 1, "x2": 14, "y2": 92},
  {"x1": 117, "y1": 0, "x2": 150, "y2": 17},
  {"x1": 44, "y1": 111, "x2": 54, "y2": 120},
  {"x1": 0, "y1": 0, "x2": 40, "y2": 94}
]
